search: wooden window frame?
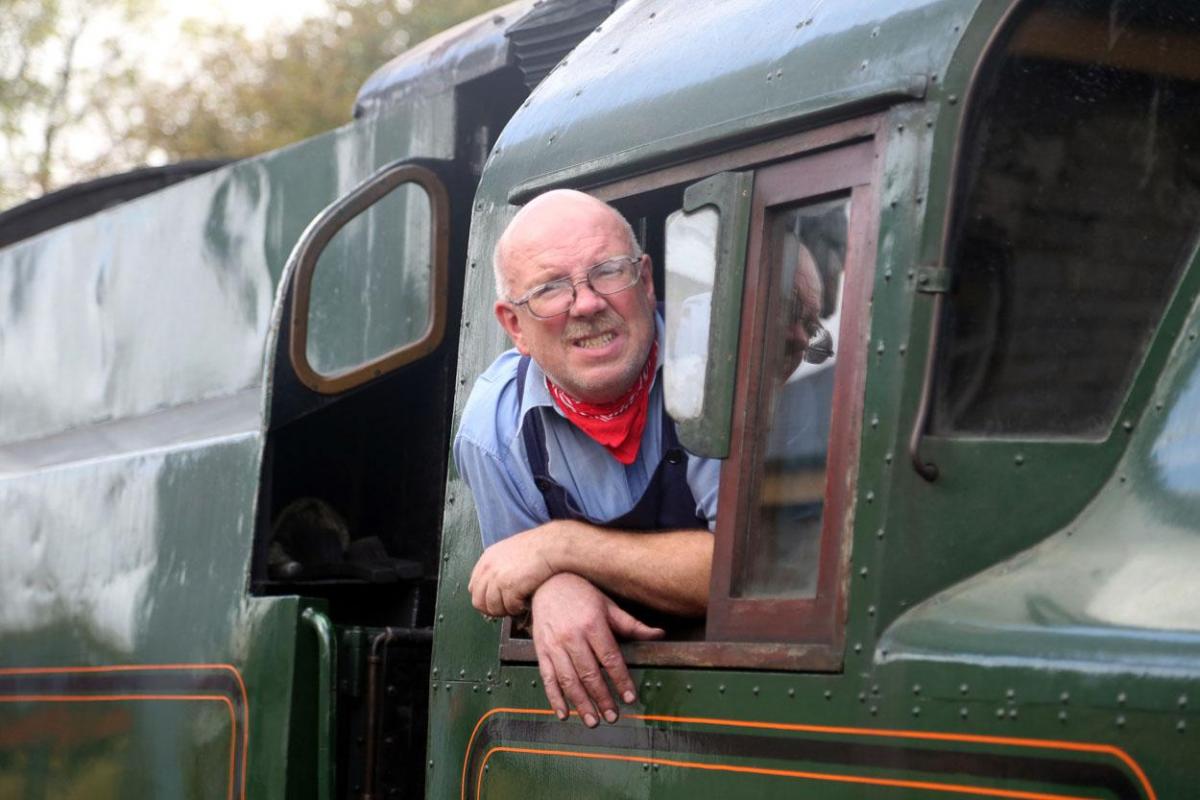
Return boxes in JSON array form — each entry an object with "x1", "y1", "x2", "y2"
[
  {"x1": 704, "y1": 141, "x2": 877, "y2": 666},
  {"x1": 499, "y1": 114, "x2": 885, "y2": 670}
]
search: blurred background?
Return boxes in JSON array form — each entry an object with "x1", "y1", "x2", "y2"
[{"x1": 0, "y1": 0, "x2": 510, "y2": 211}]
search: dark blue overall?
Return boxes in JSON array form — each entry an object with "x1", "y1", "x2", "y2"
[
  {"x1": 516, "y1": 356, "x2": 709, "y2": 636},
  {"x1": 516, "y1": 355, "x2": 707, "y2": 531}
]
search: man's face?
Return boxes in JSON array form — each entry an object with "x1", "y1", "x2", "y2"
[{"x1": 494, "y1": 197, "x2": 657, "y2": 404}]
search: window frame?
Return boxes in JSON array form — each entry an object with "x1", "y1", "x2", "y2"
[{"x1": 498, "y1": 114, "x2": 885, "y2": 670}]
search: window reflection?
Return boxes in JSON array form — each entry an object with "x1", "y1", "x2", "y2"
[{"x1": 738, "y1": 197, "x2": 849, "y2": 598}]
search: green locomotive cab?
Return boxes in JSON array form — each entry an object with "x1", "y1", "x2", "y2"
[{"x1": 2, "y1": 0, "x2": 1200, "y2": 799}]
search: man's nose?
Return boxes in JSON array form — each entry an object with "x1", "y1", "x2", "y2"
[{"x1": 569, "y1": 280, "x2": 608, "y2": 316}]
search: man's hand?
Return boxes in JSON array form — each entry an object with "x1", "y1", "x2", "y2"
[
  {"x1": 469, "y1": 526, "x2": 559, "y2": 617},
  {"x1": 530, "y1": 573, "x2": 664, "y2": 727}
]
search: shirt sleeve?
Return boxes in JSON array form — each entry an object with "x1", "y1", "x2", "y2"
[
  {"x1": 453, "y1": 432, "x2": 547, "y2": 548},
  {"x1": 687, "y1": 454, "x2": 721, "y2": 532}
]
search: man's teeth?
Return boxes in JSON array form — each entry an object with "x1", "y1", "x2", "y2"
[{"x1": 576, "y1": 332, "x2": 616, "y2": 349}]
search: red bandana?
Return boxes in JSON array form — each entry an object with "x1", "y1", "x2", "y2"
[{"x1": 547, "y1": 343, "x2": 657, "y2": 465}]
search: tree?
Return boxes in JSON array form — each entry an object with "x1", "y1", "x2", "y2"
[
  {"x1": 127, "y1": 0, "x2": 512, "y2": 163},
  {"x1": 0, "y1": 0, "x2": 150, "y2": 207},
  {"x1": 0, "y1": 0, "x2": 509, "y2": 210}
]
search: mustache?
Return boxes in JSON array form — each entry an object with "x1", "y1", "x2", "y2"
[{"x1": 562, "y1": 310, "x2": 624, "y2": 340}]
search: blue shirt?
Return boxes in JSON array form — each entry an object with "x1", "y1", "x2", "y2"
[{"x1": 454, "y1": 322, "x2": 721, "y2": 548}]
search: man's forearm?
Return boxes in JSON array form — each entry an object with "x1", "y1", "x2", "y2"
[{"x1": 544, "y1": 521, "x2": 713, "y2": 616}]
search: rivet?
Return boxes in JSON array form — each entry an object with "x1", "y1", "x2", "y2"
[
  {"x1": 432, "y1": 667, "x2": 439, "y2": 676},
  {"x1": 960, "y1": 707, "x2": 969, "y2": 719},
  {"x1": 884, "y1": 269, "x2": 893, "y2": 280},
  {"x1": 898, "y1": 344, "x2": 907, "y2": 355},
  {"x1": 960, "y1": 684, "x2": 969, "y2": 695},
  {"x1": 1122, "y1": 420, "x2": 1134, "y2": 432},
  {"x1": 995, "y1": 708, "x2": 1005, "y2": 719},
  {"x1": 656, "y1": 681, "x2": 663, "y2": 689},
  {"x1": 1117, "y1": 692, "x2": 1127, "y2": 705},
  {"x1": 429, "y1": 760, "x2": 434, "y2": 767},
  {"x1": 530, "y1": 679, "x2": 537, "y2": 687},
  {"x1": 1060, "y1": 692, "x2": 1070, "y2": 704},
  {"x1": 484, "y1": 765, "x2": 489, "y2": 772},
  {"x1": 897, "y1": 123, "x2": 905, "y2": 132},
  {"x1": 871, "y1": 684, "x2": 880, "y2": 695},
  {"x1": 486, "y1": 687, "x2": 492, "y2": 694},
  {"x1": 752, "y1": 686, "x2": 760, "y2": 696},
  {"x1": 860, "y1": 60, "x2": 869, "y2": 71},
  {"x1": 648, "y1": 10, "x2": 655, "y2": 17},
  {"x1": 685, "y1": 684, "x2": 692, "y2": 692},
  {"x1": 859, "y1": 566, "x2": 869, "y2": 578},
  {"x1": 788, "y1": 688, "x2": 796, "y2": 698},
  {"x1": 1008, "y1": 708, "x2": 1018, "y2": 719},
  {"x1": 464, "y1": 321, "x2": 470, "y2": 328},
  {"x1": 876, "y1": 528, "x2": 885, "y2": 540},
  {"x1": 642, "y1": 763, "x2": 649, "y2": 771},
  {"x1": 438, "y1": 614, "x2": 445, "y2": 622},
  {"x1": 867, "y1": 605, "x2": 876, "y2": 617},
  {"x1": 854, "y1": 642, "x2": 863, "y2": 654},
  {"x1": 1156, "y1": 401, "x2": 1164, "y2": 411},
  {"x1": 459, "y1": 668, "x2": 466, "y2": 677},
  {"x1": 653, "y1": 764, "x2": 660, "y2": 772},
  {"x1": 876, "y1": 340, "x2": 886, "y2": 354},
  {"x1": 472, "y1": 685, "x2": 478, "y2": 693},
  {"x1": 913, "y1": 684, "x2": 922, "y2": 696},
  {"x1": 1178, "y1": 720, "x2": 1187, "y2": 733},
  {"x1": 476, "y1": 202, "x2": 484, "y2": 211},
  {"x1": 871, "y1": 414, "x2": 879, "y2": 429},
  {"x1": 926, "y1": 119, "x2": 934, "y2": 128},
  {"x1": 1059, "y1": 711, "x2": 1068, "y2": 723},
  {"x1": 1005, "y1": 688, "x2": 1015, "y2": 700},
  {"x1": 775, "y1": 69, "x2": 782, "y2": 78},
  {"x1": 859, "y1": 691, "x2": 867, "y2": 703},
  {"x1": 719, "y1": 684, "x2": 726, "y2": 694},
  {"x1": 870, "y1": 705, "x2": 879, "y2": 716},
  {"x1": 1119, "y1": 475, "x2": 1127, "y2": 483},
  {"x1": 824, "y1": 690, "x2": 833, "y2": 700},
  {"x1": 505, "y1": 679, "x2": 511, "y2": 687},
  {"x1": 948, "y1": 94, "x2": 959, "y2": 105},
  {"x1": 1116, "y1": 715, "x2": 1126, "y2": 728},
  {"x1": 912, "y1": 706, "x2": 921, "y2": 717},
  {"x1": 884, "y1": 452, "x2": 893, "y2": 465},
  {"x1": 1179, "y1": 695, "x2": 1189, "y2": 708},
  {"x1": 1014, "y1": 454, "x2": 1025, "y2": 466},
  {"x1": 866, "y1": 491, "x2": 875, "y2": 503}
]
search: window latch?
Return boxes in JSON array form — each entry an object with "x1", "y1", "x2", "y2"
[{"x1": 915, "y1": 265, "x2": 951, "y2": 294}]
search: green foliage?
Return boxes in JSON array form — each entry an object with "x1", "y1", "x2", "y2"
[
  {"x1": 129, "y1": 0, "x2": 512, "y2": 162},
  {"x1": 0, "y1": 0, "x2": 510, "y2": 209}
]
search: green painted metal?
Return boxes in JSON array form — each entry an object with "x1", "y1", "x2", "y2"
[
  {"x1": 301, "y1": 607, "x2": 338, "y2": 800},
  {"x1": 432, "y1": 0, "x2": 1200, "y2": 798},
  {"x1": 0, "y1": 84, "x2": 457, "y2": 797},
  {"x1": 671, "y1": 171, "x2": 754, "y2": 460}
]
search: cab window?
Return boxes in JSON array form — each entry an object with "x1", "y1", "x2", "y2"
[{"x1": 933, "y1": 0, "x2": 1200, "y2": 437}]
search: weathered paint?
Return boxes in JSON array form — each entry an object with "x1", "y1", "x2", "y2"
[
  {"x1": 431, "y1": 0, "x2": 1200, "y2": 798},
  {"x1": 0, "y1": 87, "x2": 456, "y2": 796}
]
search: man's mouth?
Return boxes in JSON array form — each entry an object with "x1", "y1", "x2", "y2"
[{"x1": 574, "y1": 331, "x2": 617, "y2": 349}]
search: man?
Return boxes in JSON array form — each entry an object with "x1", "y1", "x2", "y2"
[{"x1": 453, "y1": 189, "x2": 719, "y2": 728}]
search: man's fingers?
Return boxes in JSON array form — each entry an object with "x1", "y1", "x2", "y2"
[
  {"x1": 585, "y1": 625, "x2": 636, "y2": 709},
  {"x1": 532, "y1": 639, "x2": 569, "y2": 720},
  {"x1": 485, "y1": 582, "x2": 506, "y2": 619},
  {"x1": 564, "y1": 637, "x2": 618, "y2": 725},
  {"x1": 547, "y1": 643, "x2": 600, "y2": 727},
  {"x1": 606, "y1": 603, "x2": 666, "y2": 642}
]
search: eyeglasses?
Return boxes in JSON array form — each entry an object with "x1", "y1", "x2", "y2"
[{"x1": 509, "y1": 255, "x2": 642, "y2": 319}]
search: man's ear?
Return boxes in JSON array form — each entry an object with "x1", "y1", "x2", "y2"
[
  {"x1": 639, "y1": 253, "x2": 656, "y2": 304},
  {"x1": 494, "y1": 301, "x2": 530, "y2": 355}
]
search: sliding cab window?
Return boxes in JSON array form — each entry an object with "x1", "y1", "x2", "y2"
[{"x1": 665, "y1": 140, "x2": 878, "y2": 669}]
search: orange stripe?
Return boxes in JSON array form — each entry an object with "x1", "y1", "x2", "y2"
[
  {"x1": 0, "y1": 693, "x2": 237, "y2": 800},
  {"x1": 0, "y1": 664, "x2": 250, "y2": 800},
  {"x1": 477, "y1": 746, "x2": 1100, "y2": 800},
  {"x1": 461, "y1": 707, "x2": 1155, "y2": 800}
]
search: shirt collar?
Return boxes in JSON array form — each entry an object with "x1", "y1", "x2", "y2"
[{"x1": 519, "y1": 312, "x2": 665, "y2": 420}]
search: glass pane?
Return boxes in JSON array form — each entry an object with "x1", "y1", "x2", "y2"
[
  {"x1": 738, "y1": 197, "x2": 850, "y2": 598},
  {"x1": 934, "y1": 0, "x2": 1200, "y2": 436},
  {"x1": 306, "y1": 182, "x2": 433, "y2": 376},
  {"x1": 664, "y1": 206, "x2": 720, "y2": 421}
]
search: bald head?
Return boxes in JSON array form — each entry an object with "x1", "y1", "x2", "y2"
[{"x1": 493, "y1": 190, "x2": 639, "y2": 300}]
